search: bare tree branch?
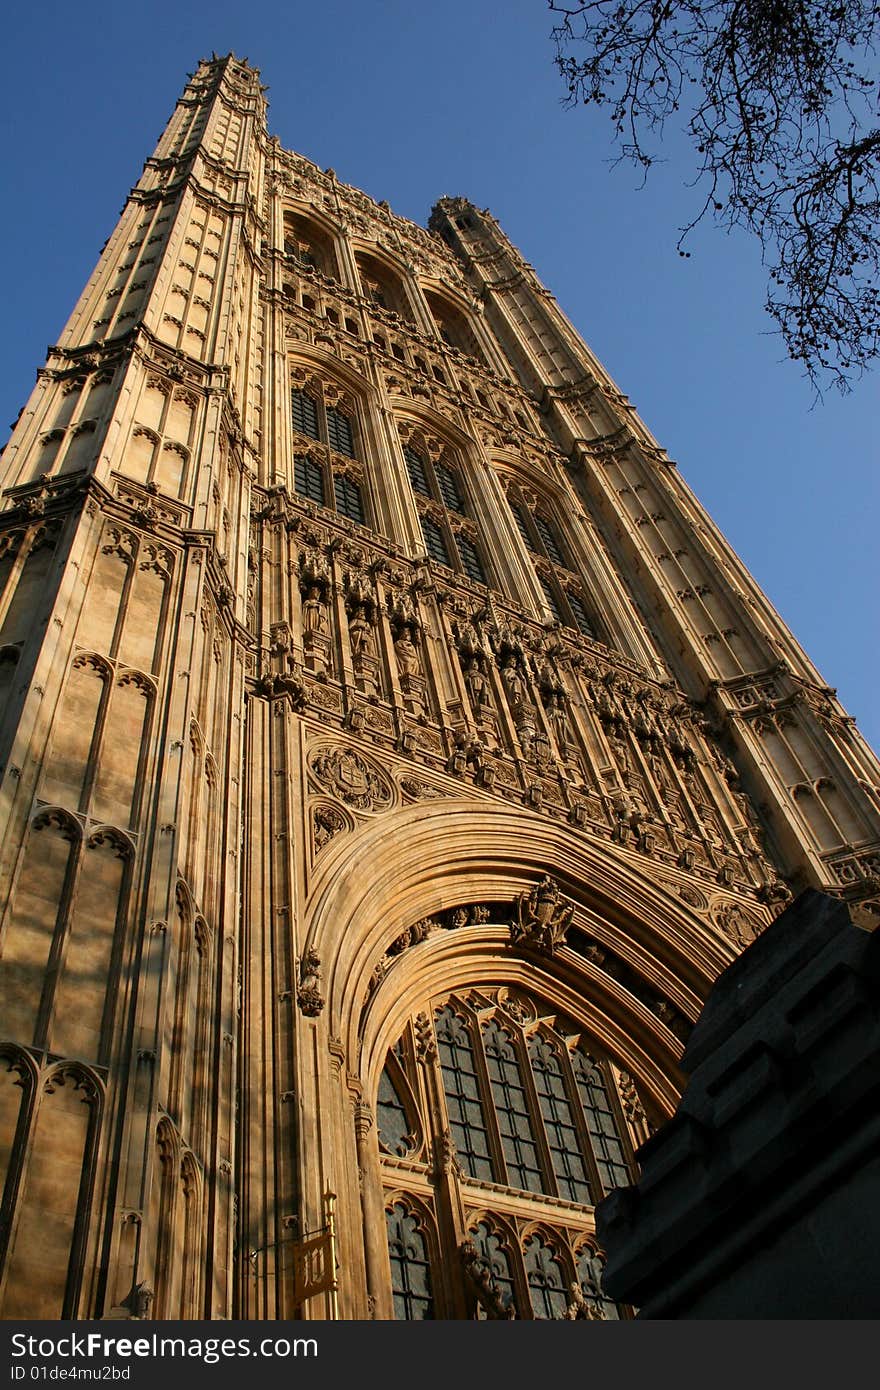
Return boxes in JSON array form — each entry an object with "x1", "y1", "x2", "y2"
[{"x1": 550, "y1": 0, "x2": 880, "y2": 390}]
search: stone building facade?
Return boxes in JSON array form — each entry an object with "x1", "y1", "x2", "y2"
[{"x1": 0, "y1": 54, "x2": 877, "y2": 1321}]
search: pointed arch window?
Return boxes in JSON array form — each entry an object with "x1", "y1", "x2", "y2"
[
  {"x1": 572, "y1": 1050, "x2": 632, "y2": 1193},
  {"x1": 504, "y1": 482, "x2": 602, "y2": 639},
  {"x1": 524, "y1": 1234, "x2": 569, "y2": 1320},
  {"x1": 377, "y1": 1067, "x2": 415, "y2": 1158},
  {"x1": 291, "y1": 388, "x2": 319, "y2": 440},
  {"x1": 469, "y1": 1221, "x2": 517, "y2": 1318},
  {"x1": 386, "y1": 1203, "x2": 435, "y2": 1320},
  {"x1": 401, "y1": 436, "x2": 490, "y2": 587},
  {"x1": 282, "y1": 212, "x2": 339, "y2": 280},
  {"x1": 376, "y1": 984, "x2": 638, "y2": 1318},
  {"x1": 290, "y1": 378, "x2": 368, "y2": 527},
  {"x1": 529, "y1": 1035, "x2": 595, "y2": 1205},
  {"x1": 482, "y1": 1020, "x2": 543, "y2": 1194}
]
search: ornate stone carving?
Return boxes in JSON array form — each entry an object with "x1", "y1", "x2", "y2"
[
  {"x1": 309, "y1": 745, "x2": 393, "y2": 812},
  {"x1": 312, "y1": 804, "x2": 348, "y2": 851},
  {"x1": 710, "y1": 900, "x2": 765, "y2": 947},
  {"x1": 460, "y1": 1241, "x2": 516, "y2": 1319},
  {"x1": 509, "y1": 876, "x2": 574, "y2": 954},
  {"x1": 296, "y1": 948, "x2": 324, "y2": 1017}
]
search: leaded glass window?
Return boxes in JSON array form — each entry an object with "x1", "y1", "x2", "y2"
[
  {"x1": 576, "y1": 1245, "x2": 620, "y2": 1320},
  {"x1": 572, "y1": 1051, "x2": 631, "y2": 1194},
  {"x1": 524, "y1": 1235, "x2": 569, "y2": 1320},
  {"x1": 291, "y1": 389, "x2": 319, "y2": 440},
  {"x1": 386, "y1": 1203, "x2": 434, "y2": 1320},
  {"x1": 435, "y1": 1008, "x2": 494, "y2": 1182},
  {"x1": 483, "y1": 1020, "x2": 544, "y2": 1194},
  {"x1": 334, "y1": 474, "x2": 364, "y2": 524},
  {"x1": 529, "y1": 1036, "x2": 595, "y2": 1205},
  {"x1": 376, "y1": 988, "x2": 638, "y2": 1318},
  {"x1": 469, "y1": 1221, "x2": 517, "y2": 1318},
  {"x1": 377, "y1": 1068, "x2": 414, "y2": 1158},
  {"x1": 294, "y1": 455, "x2": 325, "y2": 505}
]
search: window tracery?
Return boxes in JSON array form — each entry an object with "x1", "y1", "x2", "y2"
[
  {"x1": 399, "y1": 426, "x2": 490, "y2": 586},
  {"x1": 290, "y1": 374, "x2": 366, "y2": 525},
  {"x1": 423, "y1": 289, "x2": 487, "y2": 364},
  {"x1": 282, "y1": 211, "x2": 339, "y2": 280},
  {"x1": 504, "y1": 479, "x2": 603, "y2": 640},
  {"x1": 377, "y1": 978, "x2": 635, "y2": 1319},
  {"x1": 355, "y1": 252, "x2": 414, "y2": 323}
]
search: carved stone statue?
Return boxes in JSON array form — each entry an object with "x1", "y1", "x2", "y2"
[
  {"x1": 348, "y1": 610, "x2": 374, "y2": 661},
  {"x1": 302, "y1": 585, "x2": 327, "y2": 635},
  {"x1": 394, "y1": 632, "x2": 421, "y2": 678},
  {"x1": 297, "y1": 948, "x2": 324, "y2": 1016}
]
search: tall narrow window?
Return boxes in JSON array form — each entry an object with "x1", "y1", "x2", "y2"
[
  {"x1": 326, "y1": 405, "x2": 354, "y2": 457},
  {"x1": 469, "y1": 1221, "x2": 518, "y2": 1318},
  {"x1": 456, "y1": 535, "x2": 487, "y2": 585},
  {"x1": 377, "y1": 1068, "x2": 415, "y2": 1158},
  {"x1": 572, "y1": 1051, "x2": 631, "y2": 1195},
  {"x1": 421, "y1": 517, "x2": 452, "y2": 567},
  {"x1": 404, "y1": 445, "x2": 430, "y2": 497},
  {"x1": 386, "y1": 1204, "x2": 435, "y2": 1320},
  {"x1": 291, "y1": 389, "x2": 319, "y2": 440},
  {"x1": 483, "y1": 1020, "x2": 544, "y2": 1194},
  {"x1": 529, "y1": 1036, "x2": 595, "y2": 1205},
  {"x1": 504, "y1": 483, "x2": 603, "y2": 639},
  {"x1": 293, "y1": 455, "x2": 324, "y2": 505},
  {"x1": 334, "y1": 475, "x2": 364, "y2": 524},
  {"x1": 435, "y1": 1007, "x2": 494, "y2": 1182},
  {"x1": 290, "y1": 380, "x2": 370, "y2": 527},
  {"x1": 402, "y1": 436, "x2": 490, "y2": 586}
]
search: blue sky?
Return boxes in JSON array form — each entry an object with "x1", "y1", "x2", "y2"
[{"x1": 1, "y1": 0, "x2": 877, "y2": 749}]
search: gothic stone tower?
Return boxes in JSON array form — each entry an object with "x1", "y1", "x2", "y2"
[{"x1": 0, "y1": 55, "x2": 877, "y2": 1322}]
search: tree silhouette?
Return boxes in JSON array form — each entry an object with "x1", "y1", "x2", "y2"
[{"x1": 550, "y1": 0, "x2": 880, "y2": 391}]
